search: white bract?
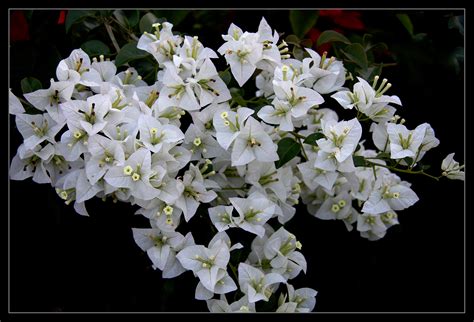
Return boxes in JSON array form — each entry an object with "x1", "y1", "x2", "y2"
[{"x1": 9, "y1": 16, "x2": 463, "y2": 313}]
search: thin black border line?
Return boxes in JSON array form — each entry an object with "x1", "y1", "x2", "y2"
[{"x1": 7, "y1": 8, "x2": 467, "y2": 315}]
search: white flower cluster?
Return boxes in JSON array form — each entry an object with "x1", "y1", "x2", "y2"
[{"x1": 9, "y1": 18, "x2": 464, "y2": 312}]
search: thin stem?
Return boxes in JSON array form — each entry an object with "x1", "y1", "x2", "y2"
[
  {"x1": 365, "y1": 160, "x2": 441, "y2": 181},
  {"x1": 228, "y1": 263, "x2": 238, "y2": 281},
  {"x1": 105, "y1": 22, "x2": 121, "y2": 53},
  {"x1": 296, "y1": 137, "x2": 309, "y2": 160}
]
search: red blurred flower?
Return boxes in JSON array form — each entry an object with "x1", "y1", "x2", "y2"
[
  {"x1": 57, "y1": 10, "x2": 67, "y2": 25},
  {"x1": 10, "y1": 11, "x2": 30, "y2": 42},
  {"x1": 307, "y1": 28, "x2": 332, "y2": 55},
  {"x1": 320, "y1": 10, "x2": 365, "y2": 30}
]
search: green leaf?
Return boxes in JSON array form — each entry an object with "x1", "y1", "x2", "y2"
[
  {"x1": 81, "y1": 40, "x2": 110, "y2": 57},
  {"x1": 65, "y1": 10, "x2": 96, "y2": 33},
  {"x1": 289, "y1": 10, "x2": 318, "y2": 39},
  {"x1": 299, "y1": 38, "x2": 313, "y2": 49},
  {"x1": 219, "y1": 69, "x2": 232, "y2": 86},
  {"x1": 285, "y1": 34, "x2": 301, "y2": 46},
  {"x1": 396, "y1": 13, "x2": 414, "y2": 36},
  {"x1": 353, "y1": 155, "x2": 366, "y2": 167},
  {"x1": 276, "y1": 138, "x2": 301, "y2": 168},
  {"x1": 317, "y1": 30, "x2": 351, "y2": 47},
  {"x1": 303, "y1": 132, "x2": 325, "y2": 146},
  {"x1": 21, "y1": 77, "x2": 42, "y2": 94},
  {"x1": 139, "y1": 12, "x2": 159, "y2": 34},
  {"x1": 341, "y1": 43, "x2": 368, "y2": 69},
  {"x1": 115, "y1": 42, "x2": 149, "y2": 67},
  {"x1": 153, "y1": 10, "x2": 190, "y2": 27},
  {"x1": 376, "y1": 152, "x2": 390, "y2": 159},
  {"x1": 403, "y1": 157, "x2": 414, "y2": 165},
  {"x1": 130, "y1": 58, "x2": 157, "y2": 84},
  {"x1": 125, "y1": 10, "x2": 140, "y2": 27}
]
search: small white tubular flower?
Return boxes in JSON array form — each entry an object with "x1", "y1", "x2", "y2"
[
  {"x1": 229, "y1": 191, "x2": 275, "y2": 237},
  {"x1": 138, "y1": 114, "x2": 184, "y2": 153},
  {"x1": 304, "y1": 48, "x2": 346, "y2": 94},
  {"x1": 9, "y1": 89, "x2": 25, "y2": 115},
  {"x1": 272, "y1": 80, "x2": 324, "y2": 118},
  {"x1": 238, "y1": 262, "x2": 286, "y2": 303},
  {"x1": 183, "y1": 123, "x2": 225, "y2": 160},
  {"x1": 104, "y1": 148, "x2": 160, "y2": 201},
  {"x1": 441, "y1": 153, "x2": 465, "y2": 180},
  {"x1": 231, "y1": 117, "x2": 278, "y2": 166},
  {"x1": 314, "y1": 191, "x2": 352, "y2": 221},
  {"x1": 386, "y1": 123, "x2": 427, "y2": 159},
  {"x1": 257, "y1": 99, "x2": 294, "y2": 131},
  {"x1": 317, "y1": 118, "x2": 362, "y2": 163},
  {"x1": 213, "y1": 106, "x2": 254, "y2": 150},
  {"x1": 218, "y1": 30, "x2": 263, "y2": 87}
]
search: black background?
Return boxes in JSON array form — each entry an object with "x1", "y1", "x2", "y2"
[{"x1": 7, "y1": 8, "x2": 469, "y2": 319}]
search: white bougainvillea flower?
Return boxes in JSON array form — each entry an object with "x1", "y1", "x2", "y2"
[
  {"x1": 257, "y1": 98, "x2": 294, "y2": 131},
  {"x1": 303, "y1": 48, "x2": 346, "y2": 94},
  {"x1": 208, "y1": 205, "x2": 237, "y2": 232},
  {"x1": 218, "y1": 30, "x2": 263, "y2": 87},
  {"x1": 176, "y1": 238, "x2": 230, "y2": 293},
  {"x1": 231, "y1": 117, "x2": 278, "y2": 166},
  {"x1": 314, "y1": 191, "x2": 352, "y2": 221},
  {"x1": 361, "y1": 173, "x2": 419, "y2": 214},
  {"x1": 207, "y1": 294, "x2": 256, "y2": 313},
  {"x1": 297, "y1": 158, "x2": 339, "y2": 191},
  {"x1": 279, "y1": 284, "x2": 318, "y2": 313},
  {"x1": 441, "y1": 153, "x2": 465, "y2": 180},
  {"x1": 104, "y1": 148, "x2": 159, "y2": 200},
  {"x1": 23, "y1": 79, "x2": 75, "y2": 124},
  {"x1": 175, "y1": 164, "x2": 217, "y2": 221},
  {"x1": 317, "y1": 118, "x2": 362, "y2": 163},
  {"x1": 15, "y1": 113, "x2": 63, "y2": 152},
  {"x1": 229, "y1": 191, "x2": 275, "y2": 237},
  {"x1": 62, "y1": 94, "x2": 111, "y2": 137},
  {"x1": 238, "y1": 262, "x2": 286, "y2": 303},
  {"x1": 137, "y1": 22, "x2": 182, "y2": 66},
  {"x1": 273, "y1": 80, "x2": 324, "y2": 117},
  {"x1": 85, "y1": 134, "x2": 125, "y2": 185},
  {"x1": 9, "y1": 143, "x2": 55, "y2": 183},
  {"x1": 137, "y1": 114, "x2": 184, "y2": 153},
  {"x1": 183, "y1": 123, "x2": 225, "y2": 161},
  {"x1": 132, "y1": 228, "x2": 192, "y2": 278},
  {"x1": 386, "y1": 122, "x2": 427, "y2": 159},
  {"x1": 255, "y1": 17, "x2": 282, "y2": 73},
  {"x1": 213, "y1": 106, "x2": 254, "y2": 150},
  {"x1": 356, "y1": 213, "x2": 387, "y2": 240},
  {"x1": 9, "y1": 89, "x2": 25, "y2": 115},
  {"x1": 56, "y1": 48, "x2": 90, "y2": 82}
]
